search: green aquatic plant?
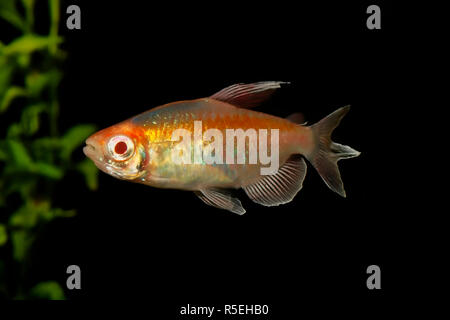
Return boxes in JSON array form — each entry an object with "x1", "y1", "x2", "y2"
[{"x1": 0, "y1": 0, "x2": 97, "y2": 299}]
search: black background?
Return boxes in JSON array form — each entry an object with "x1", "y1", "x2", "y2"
[{"x1": 4, "y1": 0, "x2": 431, "y2": 316}]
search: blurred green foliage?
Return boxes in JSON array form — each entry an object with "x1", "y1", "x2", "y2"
[
  {"x1": 0, "y1": 0, "x2": 97, "y2": 299},
  {"x1": 29, "y1": 280, "x2": 65, "y2": 300}
]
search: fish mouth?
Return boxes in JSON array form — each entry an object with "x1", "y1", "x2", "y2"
[
  {"x1": 83, "y1": 143, "x2": 104, "y2": 167},
  {"x1": 83, "y1": 143, "x2": 112, "y2": 175},
  {"x1": 83, "y1": 143, "x2": 97, "y2": 159}
]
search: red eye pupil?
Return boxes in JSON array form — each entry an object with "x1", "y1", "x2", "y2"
[{"x1": 115, "y1": 141, "x2": 128, "y2": 154}]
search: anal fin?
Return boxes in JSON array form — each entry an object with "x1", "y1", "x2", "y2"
[{"x1": 243, "y1": 155, "x2": 307, "y2": 206}]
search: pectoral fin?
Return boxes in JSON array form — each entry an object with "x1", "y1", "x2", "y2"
[{"x1": 195, "y1": 188, "x2": 246, "y2": 215}]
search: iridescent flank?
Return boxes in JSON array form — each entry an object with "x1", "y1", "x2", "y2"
[{"x1": 128, "y1": 98, "x2": 311, "y2": 190}]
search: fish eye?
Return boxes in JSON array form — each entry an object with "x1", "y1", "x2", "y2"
[
  {"x1": 108, "y1": 135, "x2": 134, "y2": 161},
  {"x1": 115, "y1": 141, "x2": 128, "y2": 154}
]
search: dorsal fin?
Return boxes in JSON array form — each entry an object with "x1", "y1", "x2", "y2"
[{"x1": 210, "y1": 81, "x2": 289, "y2": 108}]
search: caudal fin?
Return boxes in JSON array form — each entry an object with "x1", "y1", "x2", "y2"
[{"x1": 307, "y1": 106, "x2": 360, "y2": 197}]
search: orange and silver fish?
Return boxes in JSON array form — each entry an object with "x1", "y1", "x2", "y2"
[{"x1": 83, "y1": 82, "x2": 360, "y2": 214}]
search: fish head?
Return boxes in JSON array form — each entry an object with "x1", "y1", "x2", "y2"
[{"x1": 83, "y1": 122, "x2": 148, "y2": 181}]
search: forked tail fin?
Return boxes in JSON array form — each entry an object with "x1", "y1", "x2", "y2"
[{"x1": 307, "y1": 106, "x2": 360, "y2": 197}]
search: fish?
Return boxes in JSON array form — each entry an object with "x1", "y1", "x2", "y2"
[{"x1": 83, "y1": 81, "x2": 360, "y2": 214}]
